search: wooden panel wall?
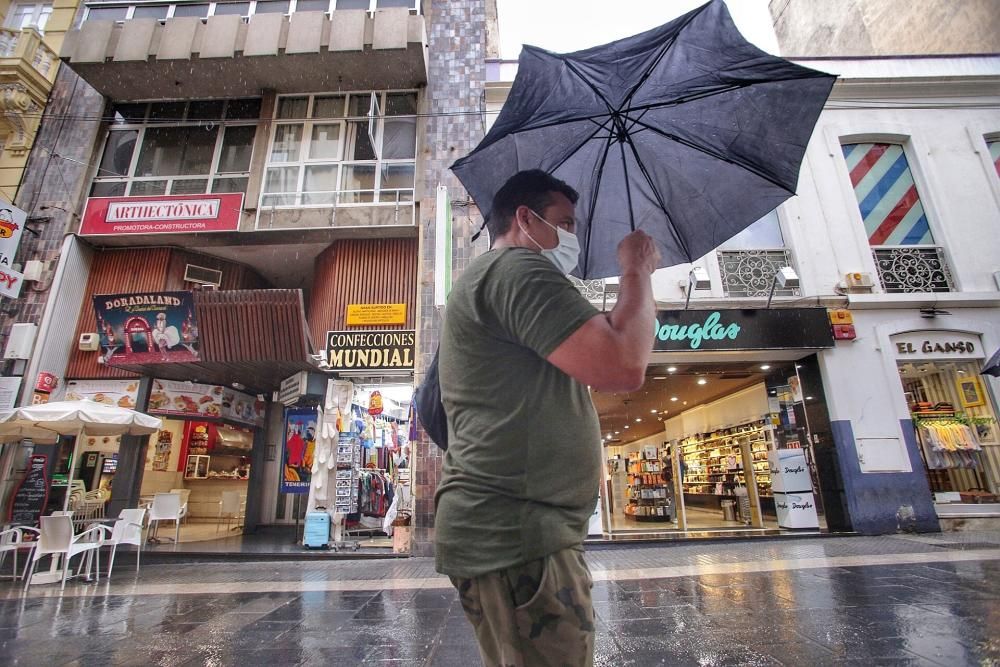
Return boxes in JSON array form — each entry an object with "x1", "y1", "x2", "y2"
[
  {"x1": 67, "y1": 247, "x2": 268, "y2": 379},
  {"x1": 195, "y1": 289, "x2": 309, "y2": 362},
  {"x1": 308, "y1": 239, "x2": 418, "y2": 346}
]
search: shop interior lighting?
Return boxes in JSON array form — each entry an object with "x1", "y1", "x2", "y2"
[
  {"x1": 667, "y1": 366, "x2": 677, "y2": 373},
  {"x1": 805, "y1": 396, "x2": 814, "y2": 401},
  {"x1": 684, "y1": 267, "x2": 711, "y2": 309},
  {"x1": 697, "y1": 378, "x2": 708, "y2": 385},
  {"x1": 624, "y1": 425, "x2": 630, "y2": 429},
  {"x1": 650, "y1": 409, "x2": 657, "y2": 413},
  {"x1": 670, "y1": 396, "x2": 678, "y2": 401},
  {"x1": 760, "y1": 364, "x2": 771, "y2": 370},
  {"x1": 766, "y1": 266, "x2": 800, "y2": 308},
  {"x1": 635, "y1": 418, "x2": 642, "y2": 422},
  {"x1": 653, "y1": 376, "x2": 667, "y2": 380}
]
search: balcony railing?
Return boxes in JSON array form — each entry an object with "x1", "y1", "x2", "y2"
[
  {"x1": 717, "y1": 249, "x2": 800, "y2": 298},
  {"x1": 570, "y1": 278, "x2": 618, "y2": 308},
  {"x1": 255, "y1": 189, "x2": 415, "y2": 229},
  {"x1": 0, "y1": 27, "x2": 57, "y2": 80},
  {"x1": 872, "y1": 246, "x2": 954, "y2": 293}
]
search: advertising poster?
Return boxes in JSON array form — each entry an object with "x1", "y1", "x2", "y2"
[
  {"x1": 0, "y1": 201, "x2": 27, "y2": 267},
  {"x1": 281, "y1": 407, "x2": 316, "y2": 494},
  {"x1": 93, "y1": 291, "x2": 199, "y2": 364},
  {"x1": 148, "y1": 378, "x2": 223, "y2": 417},
  {"x1": 64, "y1": 379, "x2": 140, "y2": 409}
]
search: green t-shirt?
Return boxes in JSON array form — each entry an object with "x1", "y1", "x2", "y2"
[{"x1": 434, "y1": 247, "x2": 603, "y2": 578}]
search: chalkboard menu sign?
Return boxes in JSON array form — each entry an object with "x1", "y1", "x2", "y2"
[{"x1": 9, "y1": 455, "x2": 48, "y2": 524}]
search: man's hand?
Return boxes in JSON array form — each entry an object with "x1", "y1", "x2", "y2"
[{"x1": 617, "y1": 230, "x2": 661, "y2": 276}]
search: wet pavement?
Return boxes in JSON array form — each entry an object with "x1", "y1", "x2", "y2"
[{"x1": 1, "y1": 532, "x2": 999, "y2": 666}]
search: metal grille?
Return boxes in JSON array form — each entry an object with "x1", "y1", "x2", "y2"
[
  {"x1": 570, "y1": 278, "x2": 617, "y2": 305},
  {"x1": 872, "y1": 246, "x2": 953, "y2": 293},
  {"x1": 717, "y1": 249, "x2": 800, "y2": 298}
]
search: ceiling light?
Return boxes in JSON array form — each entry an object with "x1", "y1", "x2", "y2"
[
  {"x1": 670, "y1": 397, "x2": 678, "y2": 402},
  {"x1": 653, "y1": 376, "x2": 667, "y2": 380},
  {"x1": 760, "y1": 364, "x2": 771, "y2": 370},
  {"x1": 614, "y1": 431, "x2": 620, "y2": 435},
  {"x1": 795, "y1": 364, "x2": 802, "y2": 369},
  {"x1": 805, "y1": 396, "x2": 813, "y2": 401},
  {"x1": 650, "y1": 409, "x2": 657, "y2": 413},
  {"x1": 624, "y1": 425, "x2": 629, "y2": 429},
  {"x1": 667, "y1": 366, "x2": 677, "y2": 373},
  {"x1": 635, "y1": 418, "x2": 642, "y2": 422},
  {"x1": 697, "y1": 378, "x2": 707, "y2": 385},
  {"x1": 683, "y1": 401, "x2": 688, "y2": 405}
]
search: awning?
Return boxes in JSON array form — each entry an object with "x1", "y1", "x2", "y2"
[{"x1": 107, "y1": 289, "x2": 316, "y2": 394}]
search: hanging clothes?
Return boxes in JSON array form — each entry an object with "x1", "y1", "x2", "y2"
[{"x1": 916, "y1": 420, "x2": 982, "y2": 469}]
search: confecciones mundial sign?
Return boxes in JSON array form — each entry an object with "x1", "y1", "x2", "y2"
[
  {"x1": 325, "y1": 330, "x2": 416, "y2": 371},
  {"x1": 652, "y1": 309, "x2": 834, "y2": 351}
]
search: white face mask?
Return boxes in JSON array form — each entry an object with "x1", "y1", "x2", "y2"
[{"x1": 521, "y1": 208, "x2": 581, "y2": 274}]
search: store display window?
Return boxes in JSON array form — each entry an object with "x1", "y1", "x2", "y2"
[{"x1": 899, "y1": 360, "x2": 999, "y2": 503}]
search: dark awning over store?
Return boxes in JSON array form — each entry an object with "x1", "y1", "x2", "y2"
[{"x1": 108, "y1": 289, "x2": 316, "y2": 394}]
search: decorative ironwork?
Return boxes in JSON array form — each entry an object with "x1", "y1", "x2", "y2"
[
  {"x1": 872, "y1": 246, "x2": 953, "y2": 293},
  {"x1": 569, "y1": 277, "x2": 617, "y2": 305},
  {"x1": 717, "y1": 249, "x2": 799, "y2": 298}
]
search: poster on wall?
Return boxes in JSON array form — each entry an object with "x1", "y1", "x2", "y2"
[
  {"x1": 281, "y1": 407, "x2": 316, "y2": 494},
  {"x1": 93, "y1": 291, "x2": 199, "y2": 364},
  {"x1": 148, "y1": 378, "x2": 222, "y2": 418},
  {"x1": 221, "y1": 387, "x2": 266, "y2": 427},
  {"x1": 64, "y1": 379, "x2": 140, "y2": 409}
]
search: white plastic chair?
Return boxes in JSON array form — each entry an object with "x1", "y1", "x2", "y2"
[
  {"x1": 169, "y1": 488, "x2": 191, "y2": 524},
  {"x1": 148, "y1": 493, "x2": 184, "y2": 543},
  {"x1": 0, "y1": 526, "x2": 39, "y2": 581},
  {"x1": 217, "y1": 491, "x2": 244, "y2": 533},
  {"x1": 96, "y1": 508, "x2": 145, "y2": 577},
  {"x1": 23, "y1": 515, "x2": 104, "y2": 591}
]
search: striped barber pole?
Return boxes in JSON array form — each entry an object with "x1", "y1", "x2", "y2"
[
  {"x1": 990, "y1": 140, "x2": 1000, "y2": 179},
  {"x1": 842, "y1": 143, "x2": 933, "y2": 246}
]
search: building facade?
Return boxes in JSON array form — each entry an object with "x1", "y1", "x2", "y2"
[
  {"x1": 484, "y1": 53, "x2": 1000, "y2": 538},
  {"x1": 0, "y1": 0, "x2": 494, "y2": 555}
]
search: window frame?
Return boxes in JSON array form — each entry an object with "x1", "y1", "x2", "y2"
[
  {"x1": 5, "y1": 2, "x2": 52, "y2": 31},
  {"x1": 81, "y1": 0, "x2": 419, "y2": 22},
  {"x1": 261, "y1": 90, "x2": 417, "y2": 209},
  {"x1": 89, "y1": 98, "x2": 259, "y2": 199}
]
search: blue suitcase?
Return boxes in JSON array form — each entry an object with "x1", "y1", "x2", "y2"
[{"x1": 303, "y1": 510, "x2": 331, "y2": 549}]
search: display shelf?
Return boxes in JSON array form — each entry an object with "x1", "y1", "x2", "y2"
[
  {"x1": 625, "y1": 451, "x2": 672, "y2": 520},
  {"x1": 680, "y1": 420, "x2": 773, "y2": 499}
]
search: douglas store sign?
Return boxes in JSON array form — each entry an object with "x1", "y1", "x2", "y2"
[
  {"x1": 81, "y1": 193, "x2": 243, "y2": 235},
  {"x1": 653, "y1": 309, "x2": 834, "y2": 352}
]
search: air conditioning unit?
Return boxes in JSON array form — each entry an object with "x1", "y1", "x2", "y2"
[
  {"x1": 4, "y1": 323, "x2": 37, "y2": 359},
  {"x1": 844, "y1": 272, "x2": 874, "y2": 289},
  {"x1": 183, "y1": 264, "x2": 222, "y2": 287},
  {"x1": 78, "y1": 332, "x2": 100, "y2": 352}
]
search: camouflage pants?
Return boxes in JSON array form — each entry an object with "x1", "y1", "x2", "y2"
[{"x1": 450, "y1": 546, "x2": 595, "y2": 667}]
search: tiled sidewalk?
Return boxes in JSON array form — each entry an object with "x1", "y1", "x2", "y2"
[{"x1": 1, "y1": 533, "x2": 999, "y2": 666}]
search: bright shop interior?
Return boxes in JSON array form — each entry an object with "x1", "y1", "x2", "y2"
[
  {"x1": 595, "y1": 361, "x2": 827, "y2": 535},
  {"x1": 898, "y1": 360, "x2": 1000, "y2": 504}
]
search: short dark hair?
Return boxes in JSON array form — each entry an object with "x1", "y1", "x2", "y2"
[{"x1": 487, "y1": 170, "x2": 579, "y2": 239}]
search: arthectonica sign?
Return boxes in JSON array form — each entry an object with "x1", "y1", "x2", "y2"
[{"x1": 652, "y1": 309, "x2": 834, "y2": 352}]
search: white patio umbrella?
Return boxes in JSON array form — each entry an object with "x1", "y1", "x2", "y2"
[{"x1": 0, "y1": 398, "x2": 162, "y2": 509}]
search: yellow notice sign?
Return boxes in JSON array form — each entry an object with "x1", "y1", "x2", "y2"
[{"x1": 346, "y1": 303, "x2": 407, "y2": 326}]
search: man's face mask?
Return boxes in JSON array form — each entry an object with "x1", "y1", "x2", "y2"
[{"x1": 521, "y1": 208, "x2": 581, "y2": 274}]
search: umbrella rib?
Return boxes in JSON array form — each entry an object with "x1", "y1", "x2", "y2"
[
  {"x1": 547, "y1": 116, "x2": 616, "y2": 175},
  {"x1": 618, "y1": 4, "x2": 706, "y2": 112},
  {"x1": 581, "y1": 131, "x2": 617, "y2": 277},
  {"x1": 629, "y1": 117, "x2": 794, "y2": 194},
  {"x1": 560, "y1": 59, "x2": 617, "y2": 117},
  {"x1": 619, "y1": 127, "x2": 692, "y2": 260}
]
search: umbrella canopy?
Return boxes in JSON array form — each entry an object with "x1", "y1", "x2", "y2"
[
  {"x1": 0, "y1": 399, "x2": 162, "y2": 438},
  {"x1": 983, "y1": 348, "x2": 1000, "y2": 377},
  {"x1": 452, "y1": 0, "x2": 836, "y2": 279},
  {"x1": 0, "y1": 399, "x2": 162, "y2": 510}
]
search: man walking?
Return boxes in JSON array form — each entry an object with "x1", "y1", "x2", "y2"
[{"x1": 435, "y1": 170, "x2": 660, "y2": 666}]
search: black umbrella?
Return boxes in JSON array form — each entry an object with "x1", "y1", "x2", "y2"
[
  {"x1": 983, "y1": 348, "x2": 1000, "y2": 377},
  {"x1": 452, "y1": 0, "x2": 836, "y2": 279}
]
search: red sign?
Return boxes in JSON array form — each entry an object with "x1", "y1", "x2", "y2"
[
  {"x1": 81, "y1": 193, "x2": 244, "y2": 236},
  {"x1": 34, "y1": 372, "x2": 58, "y2": 393},
  {"x1": 368, "y1": 391, "x2": 383, "y2": 416}
]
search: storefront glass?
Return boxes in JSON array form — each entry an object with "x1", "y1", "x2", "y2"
[{"x1": 898, "y1": 358, "x2": 1000, "y2": 503}]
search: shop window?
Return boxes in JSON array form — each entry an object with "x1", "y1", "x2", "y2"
[
  {"x1": 262, "y1": 91, "x2": 417, "y2": 208},
  {"x1": 90, "y1": 99, "x2": 258, "y2": 198},
  {"x1": 842, "y1": 142, "x2": 952, "y2": 292},
  {"x1": 988, "y1": 139, "x2": 1000, "y2": 180},
  {"x1": 899, "y1": 359, "x2": 999, "y2": 501},
  {"x1": 5, "y1": 2, "x2": 52, "y2": 31}
]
